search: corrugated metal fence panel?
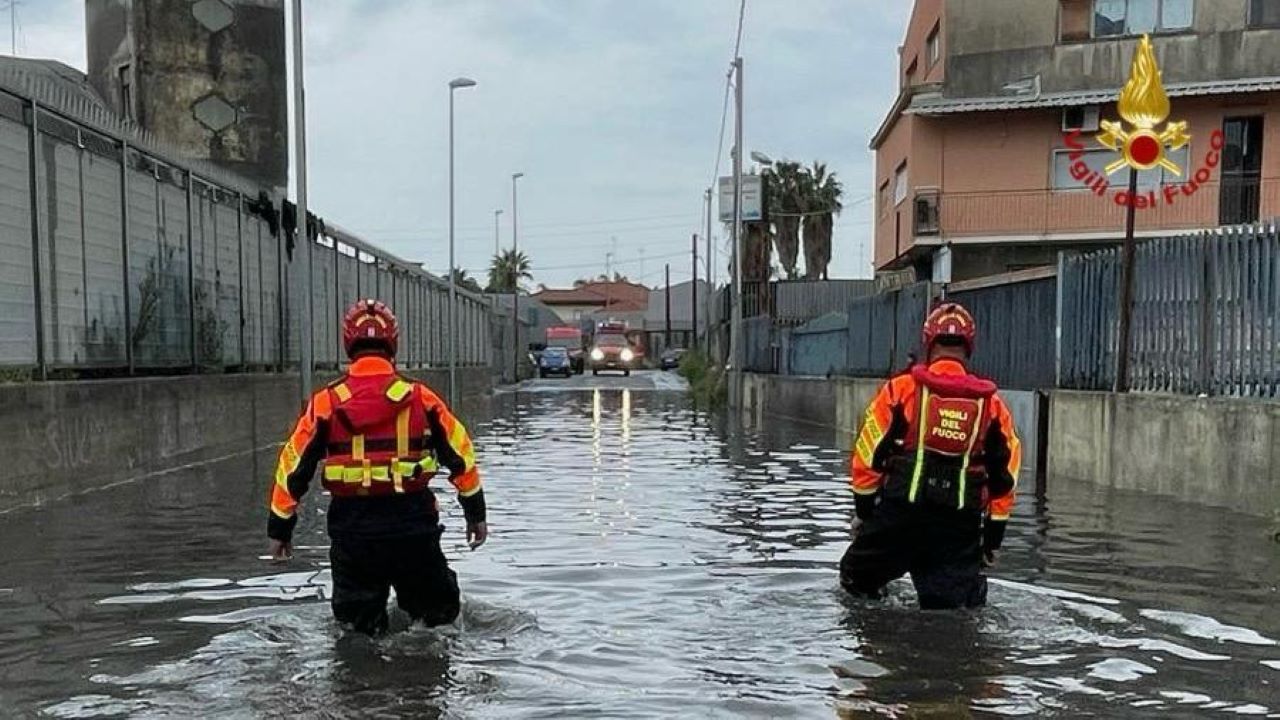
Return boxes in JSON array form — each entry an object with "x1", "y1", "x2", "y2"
[
  {"x1": 789, "y1": 312, "x2": 848, "y2": 377},
  {"x1": 893, "y1": 282, "x2": 929, "y2": 370},
  {"x1": 159, "y1": 176, "x2": 192, "y2": 366},
  {"x1": 742, "y1": 314, "x2": 774, "y2": 372},
  {"x1": 311, "y1": 242, "x2": 336, "y2": 367},
  {"x1": 214, "y1": 200, "x2": 241, "y2": 366},
  {"x1": 0, "y1": 116, "x2": 33, "y2": 365},
  {"x1": 80, "y1": 151, "x2": 126, "y2": 366},
  {"x1": 257, "y1": 217, "x2": 280, "y2": 366},
  {"x1": 1060, "y1": 248, "x2": 1119, "y2": 390},
  {"x1": 952, "y1": 277, "x2": 1057, "y2": 390},
  {"x1": 192, "y1": 187, "x2": 218, "y2": 365},
  {"x1": 43, "y1": 138, "x2": 87, "y2": 367},
  {"x1": 774, "y1": 280, "x2": 877, "y2": 323},
  {"x1": 239, "y1": 204, "x2": 261, "y2": 365}
]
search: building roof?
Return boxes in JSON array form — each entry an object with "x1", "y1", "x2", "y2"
[
  {"x1": 532, "y1": 280, "x2": 650, "y2": 307},
  {"x1": 906, "y1": 76, "x2": 1280, "y2": 115}
]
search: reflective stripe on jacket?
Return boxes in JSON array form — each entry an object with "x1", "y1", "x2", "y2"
[{"x1": 850, "y1": 359, "x2": 1021, "y2": 520}]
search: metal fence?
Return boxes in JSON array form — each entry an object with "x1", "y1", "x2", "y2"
[
  {"x1": 774, "y1": 279, "x2": 876, "y2": 324},
  {"x1": 846, "y1": 282, "x2": 930, "y2": 377},
  {"x1": 1060, "y1": 223, "x2": 1280, "y2": 397},
  {"x1": 952, "y1": 275, "x2": 1058, "y2": 390},
  {"x1": 0, "y1": 84, "x2": 493, "y2": 378}
]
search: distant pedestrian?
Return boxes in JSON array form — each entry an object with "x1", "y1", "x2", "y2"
[
  {"x1": 266, "y1": 299, "x2": 488, "y2": 634},
  {"x1": 841, "y1": 303, "x2": 1020, "y2": 609}
]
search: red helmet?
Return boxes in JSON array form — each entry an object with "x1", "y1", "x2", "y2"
[
  {"x1": 342, "y1": 299, "x2": 399, "y2": 358},
  {"x1": 922, "y1": 302, "x2": 977, "y2": 355}
]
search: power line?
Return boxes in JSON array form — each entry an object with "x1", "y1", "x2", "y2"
[{"x1": 531, "y1": 249, "x2": 688, "y2": 273}]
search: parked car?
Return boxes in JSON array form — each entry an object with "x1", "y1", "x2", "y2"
[
  {"x1": 538, "y1": 346, "x2": 573, "y2": 378},
  {"x1": 660, "y1": 347, "x2": 686, "y2": 371}
]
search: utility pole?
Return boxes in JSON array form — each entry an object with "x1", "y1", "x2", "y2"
[
  {"x1": 729, "y1": 56, "x2": 744, "y2": 409},
  {"x1": 10, "y1": 1, "x2": 16, "y2": 55},
  {"x1": 691, "y1": 233, "x2": 698, "y2": 350},
  {"x1": 447, "y1": 77, "x2": 476, "y2": 404},
  {"x1": 290, "y1": 0, "x2": 313, "y2": 406},
  {"x1": 664, "y1": 263, "x2": 672, "y2": 348},
  {"x1": 1114, "y1": 167, "x2": 1139, "y2": 393},
  {"x1": 705, "y1": 187, "x2": 713, "y2": 351}
]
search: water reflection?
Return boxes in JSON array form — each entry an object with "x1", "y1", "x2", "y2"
[{"x1": 0, "y1": 381, "x2": 1277, "y2": 717}]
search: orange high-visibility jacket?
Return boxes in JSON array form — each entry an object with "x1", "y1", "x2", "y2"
[
  {"x1": 851, "y1": 358, "x2": 1021, "y2": 521},
  {"x1": 267, "y1": 356, "x2": 483, "y2": 540}
]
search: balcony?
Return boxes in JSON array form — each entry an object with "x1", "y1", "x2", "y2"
[{"x1": 918, "y1": 179, "x2": 1280, "y2": 241}]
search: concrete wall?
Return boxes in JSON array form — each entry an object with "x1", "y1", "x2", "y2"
[
  {"x1": 742, "y1": 373, "x2": 1042, "y2": 475},
  {"x1": 1049, "y1": 390, "x2": 1280, "y2": 517},
  {"x1": 0, "y1": 367, "x2": 492, "y2": 514}
]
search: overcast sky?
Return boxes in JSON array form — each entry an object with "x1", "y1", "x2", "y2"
[{"x1": 23, "y1": 0, "x2": 909, "y2": 289}]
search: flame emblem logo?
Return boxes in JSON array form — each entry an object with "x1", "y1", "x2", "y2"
[{"x1": 1096, "y1": 35, "x2": 1190, "y2": 176}]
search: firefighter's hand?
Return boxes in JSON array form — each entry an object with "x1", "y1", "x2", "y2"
[
  {"x1": 269, "y1": 539, "x2": 293, "y2": 562},
  {"x1": 467, "y1": 522, "x2": 488, "y2": 550},
  {"x1": 982, "y1": 549, "x2": 998, "y2": 569},
  {"x1": 850, "y1": 517, "x2": 864, "y2": 539}
]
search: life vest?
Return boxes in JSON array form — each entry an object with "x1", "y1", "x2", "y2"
[
  {"x1": 885, "y1": 364, "x2": 997, "y2": 511},
  {"x1": 320, "y1": 374, "x2": 439, "y2": 497}
]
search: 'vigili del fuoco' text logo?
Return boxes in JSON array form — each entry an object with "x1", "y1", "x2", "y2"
[{"x1": 1062, "y1": 34, "x2": 1223, "y2": 209}]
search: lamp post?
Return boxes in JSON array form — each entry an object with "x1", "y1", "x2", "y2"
[
  {"x1": 511, "y1": 172, "x2": 524, "y2": 383},
  {"x1": 493, "y1": 209, "x2": 503, "y2": 259},
  {"x1": 447, "y1": 76, "x2": 476, "y2": 404},
  {"x1": 290, "y1": 0, "x2": 313, "y2": 405}
]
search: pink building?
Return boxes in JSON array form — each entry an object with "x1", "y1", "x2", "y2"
[{"x1": 873, "y1": 0, "x2": 1280, "y2": 281}]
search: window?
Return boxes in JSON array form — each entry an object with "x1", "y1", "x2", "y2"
[
  {"x1": 118, "y1": 64, "x2": 133, "y2": 120},
  {"x1": 1249, "y1": 0, "x2": 1280, "y2": 28},
  {"x1": 893, "y1": 163, "x2": 909, "y2": 205},
  {"x1": 926, "y1": 24, "x2": 940, "y2": 68},
  {"x1": 1093, "y1": 0, "x2": 1192, "y2": 37},
  {"x1": 1060, "y1": 0, "x2": 1093, "y2": 41},
  {"x1": 1052, "y1": 146, "x2": 1190, "y2": 189},
  {"x1": 905, "y1": 57, "x2": 918, "y2": 83},
  {"x1": 878, "y1": 180, "x2": 891, "y2": 217},
  {"x1": 1219, "y1": 116, "x2": 1264, "y2": 225}
]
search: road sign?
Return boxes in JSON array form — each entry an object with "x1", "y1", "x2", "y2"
[{"x1": 718, "y1": 175, "x2": 764, "y2": 223}]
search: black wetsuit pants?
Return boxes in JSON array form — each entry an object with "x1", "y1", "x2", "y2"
[
  {"x1": 839, "y1": 498, "x2": 987, "y2": 609},
  {"x1": 329, "y1": 525, "x2": 461, "y2": 634}
]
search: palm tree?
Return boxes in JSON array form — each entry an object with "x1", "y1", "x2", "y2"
[
  {"x1": 765, "y1": 161, "x2": 806, "y2": 280},
  {"x1": 450, "y1": 268, "x2": 483, "y2": 293},
  {"x1": 487, "y1": 248, "x2": 533, "y2": 293},
  {"x1": 801, "y1": 162, "x2": 842, "y2": 280}
]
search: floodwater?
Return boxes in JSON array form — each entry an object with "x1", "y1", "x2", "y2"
[{"x1": 1, "y1": 371, "x2": 1278, "y2": 718}]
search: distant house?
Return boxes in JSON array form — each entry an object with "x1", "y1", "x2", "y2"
[{"x1": 531, "y1": 281, "x2": 651, "y2": 328}]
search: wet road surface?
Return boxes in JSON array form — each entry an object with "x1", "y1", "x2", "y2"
[{"x1": 1, "y1": 370, "x2": 1278, "y2": 718}]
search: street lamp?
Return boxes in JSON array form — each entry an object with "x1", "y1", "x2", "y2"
[
  {"x1": 511, "y1": 172, "x2": 524, "y2": 384},
  {"x1": 447, "y1": 76, "x2": 476, "y2": 404},
  {"x1": 750, "y1": 151, "x2": 773, "y2": 166},
  {"x1": 290, "y1": 0, "x2": 314, "y2": 405},
  {"x1": 493, "y1": 209, "x2": 504, "y2": 259}
]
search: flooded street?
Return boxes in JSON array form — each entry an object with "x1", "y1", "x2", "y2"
[{"x1": 1, "y1": 371, "x2": 1278, "y2": 718}]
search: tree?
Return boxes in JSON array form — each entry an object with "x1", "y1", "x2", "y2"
[
  {"x1": 486, "y1": 249, "x2": 533, "y2": 293},
  {"x1": 801, "y1": 161, "x2": 842, "y2": 281},
  {"x1": 450, "y1": 268, "x2": 483, "y2": 294},
  {"x1": 764, "y1": 161, "x2": 806, "y2": 280}
]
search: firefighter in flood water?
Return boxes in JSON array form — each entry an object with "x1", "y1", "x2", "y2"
[
  {"x1": 840, "y1": 303, "x2": 1020, "y2": 609},
  {"x1": 266, "y1": 299, "x2": 487, "y2": 634}
]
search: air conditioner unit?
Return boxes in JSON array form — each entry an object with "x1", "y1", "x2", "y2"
[{"x1": 1062, "y1": 105, "x2": 1100, "y2": 132}]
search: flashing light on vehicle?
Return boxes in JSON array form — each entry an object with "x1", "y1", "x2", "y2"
[
  {"x1": 591, "y1": 348, "x2": 605, "y2": 361},
  {"x1": 620, "y1": 348, "x2": 634, "y2": 363}
]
